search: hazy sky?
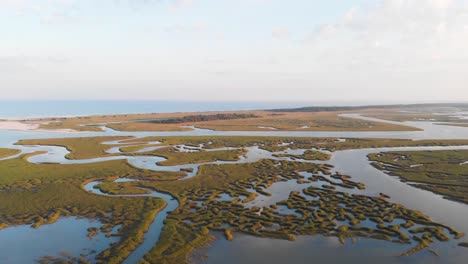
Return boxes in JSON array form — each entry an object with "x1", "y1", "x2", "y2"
[{"x1": 1, "y1": 0, "x2": 468, "y2": 102}]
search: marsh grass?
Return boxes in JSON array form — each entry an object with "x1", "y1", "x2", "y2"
[
  {"x1": 0, "y1": 148, "x2": 20, "y2": 159},
  {"x1": 16, "y1": 136, "x2": 131, "y2": 159},
  {"x1": 126, "y1": 147, "x2": 247, "y2": 166},
  {"x1": 0, "y1": 154, "x2": 171, "y2": 263},
  {"x1": 36, "y1": 110, "x2": 420, "y2": 132},
  {"x1": 4, "y1": 136, "x2": 468, "y2": 263},
  {"x1": 96, "y1": 159, "x2": 466, "y2": 262},
  {"x1": 369, "y1": 150, "x2": 468, "y2": 204},
  {"x1": 273, "y1": 150, "x2": 331, "y2": 161}
]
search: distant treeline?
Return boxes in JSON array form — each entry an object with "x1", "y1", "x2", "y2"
[
  {"x1": 140, "y1": 113, "x2": 259, "y2": 124},
  {"x1": 269, "y1": 103, "x2": 468, "y2": 113}
]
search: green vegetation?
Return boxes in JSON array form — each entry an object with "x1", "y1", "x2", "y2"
[
  {"x1": 36, "y1": 112, "x2": 206, "y2": 132},
  {"x1": 18, "y1": 135, "x2": 468, "y2": 166},
  {"x1": 39, "y1": 118, "x2": 105, "y2": 132},
  {"x1": 32, "y1": 109, "x2": 420, "y2": 132},
  {"x1": 0, "y1": 148, "x2": 20, "y2": 159},
  {"x1": 3, "y1": 135, "x2": 468, "y2": 263},
  {"x1": 0, "y1": 153, "x2": 183, "y2": 263},
  {"x1": 95, "y1": 182, "x2": 152, "y2": 195},
  {"x1": 273, "y1": 150, "x2": 331, "y2": 161},
  {"x1": 126, "y1": 147, "x2": 247, "y2": 166},
  {"x1": 16, "y1": 136, "x2": 131, "y2": 159},
  {"x1": 118, "y1": 144, "x2": 163, "y2": 153},
  {"x1": 369, "y1": 150, "x2": 468, "y2": 204},
  {"x1": 90, "y1": 159, "x2": 465, "y2": 262},
  {"x1": 126, "y1": 135, "x2": 468, "y2": 153},
  {"x1": 192, "y1": 112, "x2": 420, "y2": 132},
  {"x1": 0, "y1": 152, "x2": 186, "y2": 191},
  {"x1": 31, "y1": 104, "x2": 468, "y2": 133},
  {"x1": 139, "y1": 113, "x2": 259, "y2": 124}
]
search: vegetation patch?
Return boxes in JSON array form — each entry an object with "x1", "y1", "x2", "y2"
[
  {"x1": 126, "y1": 147, "x2": 247, "y2": 166},
  {"x1": 4, "y1": 135, "x2": 468, "y2": 263},
  {"x1": 16, "y1": 136, "x2": 131, "y2": 160},
  {"x1": 32, "y1": 110, "x2": 420, "y2": 132},
  {"x1": 125, "y1": 136, "x2": 468, "y2": 153},
  {"x1": 0, "y1": 154, "x2": 179, "y2": 263},
  {"x1": 369, "y1": 150, "x2": 468, "y2": 204},
  {"x1": 0, "y1": 148, "x2": 20, "y2": 159},
  {"x1": 273, "y1": 150, "x2": 331, "y2": 161},
  {"x1": 139, "y1": 113, "x2": 259, "y2": 124},
  {"x1": 459, "y1": 242, "x2": 468, "y2": 248},
  {"x1": 96, "y1": 159, "x2": 464, "y2": 263}
]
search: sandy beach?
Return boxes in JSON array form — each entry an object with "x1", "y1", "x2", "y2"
[
  {"x1": 0, "y1": 120, "x2": 87, "y2": 133},
  {"x1": 0, "y1": 121, "x2": 40, "y2": 131}
]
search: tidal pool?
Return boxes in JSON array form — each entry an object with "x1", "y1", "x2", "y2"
[{"x1": 194, "y1": 233, "x2": 466, "y2": 264}]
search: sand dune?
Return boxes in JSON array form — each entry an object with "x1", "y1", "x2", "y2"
[{"x1": 0, "y1": 121, "x2": 40, "y2": 131}]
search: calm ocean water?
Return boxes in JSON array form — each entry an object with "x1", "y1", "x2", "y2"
[
  {"x1": 1, "y1": 100, "x2": 445, "y2": 119},
  {"x1": 0, "y1": 100, "x2": 307, "y2": 119}
]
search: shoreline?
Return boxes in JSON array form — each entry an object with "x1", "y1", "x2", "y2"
[
  {"x1": 0, "y1": 120, "x2": 82, "y2": 133},
  {"x1": 0, "y1": 121, "x2": 40, "y2": 131}
]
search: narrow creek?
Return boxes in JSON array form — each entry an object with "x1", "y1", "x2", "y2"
[{"x1": 83, "y1": 180, "x2": 179, "y2": 264}]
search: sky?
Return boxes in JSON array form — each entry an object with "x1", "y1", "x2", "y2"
[{"x1": 1, "y1": 0, "x2": 468, "y2": 102}]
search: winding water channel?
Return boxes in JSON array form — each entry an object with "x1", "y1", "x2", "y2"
[{"x1": 1, "y1": 115, "x2": 468, "y2": 263}]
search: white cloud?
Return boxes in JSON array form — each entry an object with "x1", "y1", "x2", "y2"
[
  {"x1": 165, "y1": 21, "x2": 207, "y2": 33},
  {"x1": 271, "y1": 27, "x2": 290, "y2": 40},
  {"x1": 305, "y1": 0, "x2": 468, "y2": 72},
  {"x1": 1, "y1": 0, "x2": 77, "y2": 24},
  {"x1": 169, "y1": 0, "x2": 193, "y2": 11}
]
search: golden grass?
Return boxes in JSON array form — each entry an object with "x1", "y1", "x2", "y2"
[
  {"x1": 369, "y1": 150, "x2": 468, "y2": 204},
  {"x1": 0, "y1": 148, "x2": 20, "y2": 159},
  {"x1": 102, "y1": 158, "x2": 465, "y2": 263},
  {"x1": 127, "y1": 147, "x2": 247, "y2": 166},
  {"x1": 4, "y1": 134, "x2": 468, "y2": 263},
  {"x1": 19, "y1": 135, "x2": 468, "y2": 163},
  {"x1": 0, "y1": 153, "x2": 170, "y2": 263},
  {"x1": 192, "y1": 111, "x2": 420, "y2": 132},
  {"x1": 31, "y1": 110, "x2": 421, "y2": 132},
  {"x1": 16, "y1": 136, "x2": 131, "y2": 159}
]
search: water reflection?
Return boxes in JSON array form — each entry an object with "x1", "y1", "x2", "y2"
[{"x1": 0, "y1": 218, "x2": 119, "y2": 264}]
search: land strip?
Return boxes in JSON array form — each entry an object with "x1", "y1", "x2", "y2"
[{"x1": 369, "y1": 150, "x2": 468, "y2": 204}]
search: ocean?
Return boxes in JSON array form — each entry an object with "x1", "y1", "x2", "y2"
[{"x1": 0, "y1": 100, "x2": 307, "y2": 119}]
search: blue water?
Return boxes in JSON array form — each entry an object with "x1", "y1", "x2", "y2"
[
  {"x1": 0, "y1": 217, "x2": 119, "y2": 263},
  {"x1": 0, "y1": 100, "x2": 309, "y2": 119}
]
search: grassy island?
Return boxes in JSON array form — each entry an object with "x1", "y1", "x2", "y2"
[
  {"x1": 369, "y1": 150, "x2": 468, "y2": 204},
  {"x1": 0, "y1": 148, "x2": 20, "y2": 159},
  {"x1": 16, "y1": 136, "x2": 132, "y2": 159},
  {"x1": 29, "y1": 110, "x2": 421, "y2": 132}
]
